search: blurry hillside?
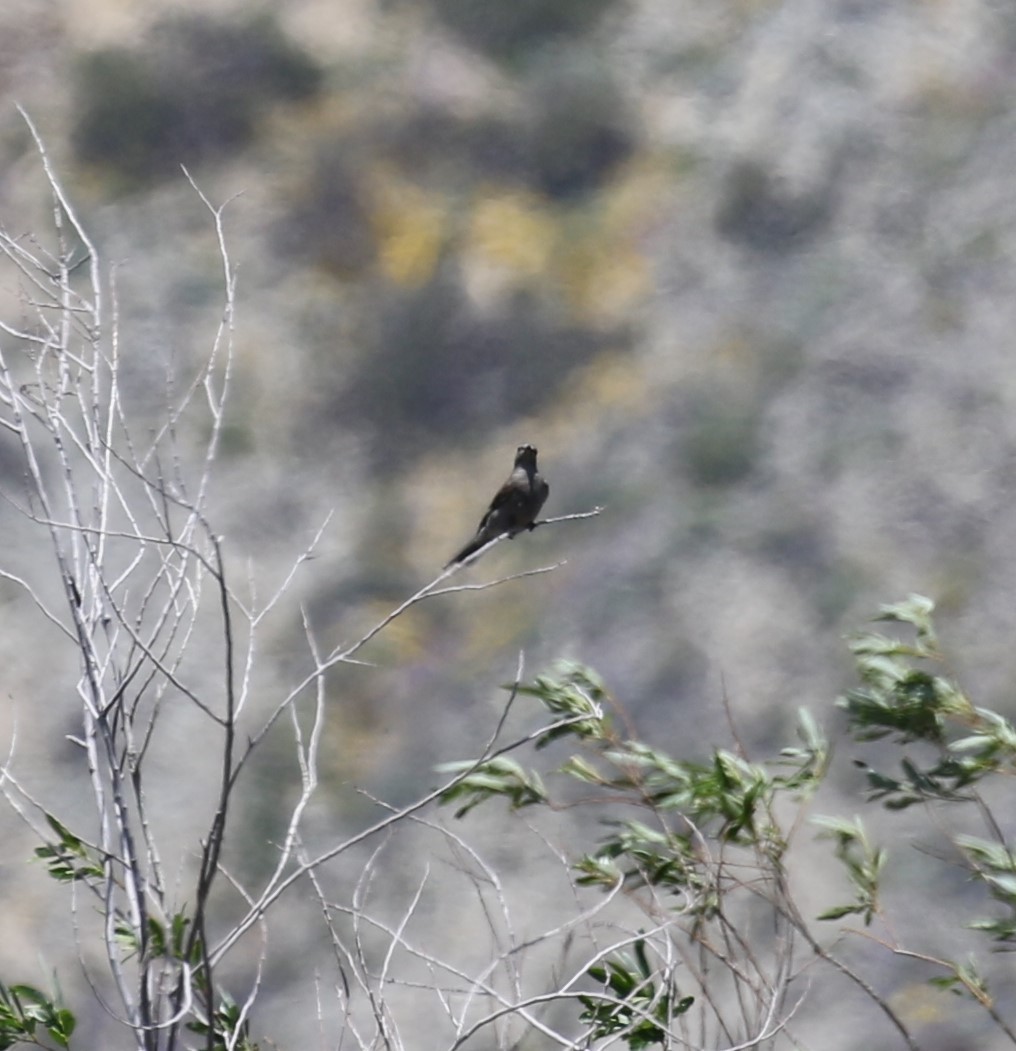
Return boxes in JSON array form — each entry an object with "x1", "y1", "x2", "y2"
[{"x1": 2, "y1": 0, "x2": 1016, "y2": 1047}]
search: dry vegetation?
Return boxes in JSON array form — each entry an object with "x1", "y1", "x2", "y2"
[{"x1": 2, "y1": 2, "x2": 1016, "y2": 1048}]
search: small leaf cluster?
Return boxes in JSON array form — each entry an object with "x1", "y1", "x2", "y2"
[
  {"x1": 813, "y1": 815, "x2": 886, "y2": 924},
  {"x1": 521, "y1": 660, "x2": 611, "y2": 747},
  {"x1": 572, "y1": 716, "x2": 826, "y2": 913},
  {"x1": 27, "y1": 814, "x2": 247, "y2": 1048},
  {"x1": 835, "y1": 595, "x2": 1016, "y2": 944},
  {"x1": 578, "y1": 938, "x2": 693, "y2": 1049},
  {"x1": 839, "y1": 594, "x2": 1016, "y2": 808},
  {"x1": 34, "y1": 815, "x2": 104, "y2": 885},
  {"x1": 187, "y1": 992, "x2": 260, "y2": 1051},
  {"x1": 0, "y1": 982, "x2": 74, "y2": 1050},
  {"x1": 115, "y1": 911, "x2": 198, "y2": 965},
  {"x1": 436, "y1": 662, "x2": 609, "y2": 817},
  {"x1": 435, "y1": 757, "x2": 547, "y2": 818},
  {"x1": 955, "y1": 835, "x2": 1016, "y2": 943},
  {"x1": 440, "y1": 661, "x2": 828, "y2": 913},
  {"x1": 824, "y1": 594, "x2": 1016, "y2": 1020},
  {"x1": 434, "y1": 665, "x2": 830, "y2": 1046}
]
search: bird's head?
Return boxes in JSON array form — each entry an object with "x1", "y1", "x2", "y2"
[{"x1": 515, "y1": 444, "x2": 538, "y2": 467}]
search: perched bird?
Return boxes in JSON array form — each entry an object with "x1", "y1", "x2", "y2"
[{"x1": 446, "y1": 444, "x2": 550, "y2": 566}]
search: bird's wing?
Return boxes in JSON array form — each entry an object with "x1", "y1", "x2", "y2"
[{"x1": 476, "y1": 471, "x2": 521, "y2": 528}]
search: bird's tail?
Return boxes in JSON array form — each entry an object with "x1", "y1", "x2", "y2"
[{"x1": 445, "y1": 535, "x2": 485, "y2": 567}]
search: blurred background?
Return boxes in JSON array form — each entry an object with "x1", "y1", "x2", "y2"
[{"x1": 2, "y1": 0, "x2": 1016, "y2": 1047}]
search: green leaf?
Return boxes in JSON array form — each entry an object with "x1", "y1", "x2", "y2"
[
  {"x1": 875, "y1": 594, "x2": 937, "y2": 648},
  {"x1": 817, "y1": 904, "x2": 865, "y2": 921},
  {"x1": 0, "y1": 980, "x2": 76, "y2": 1049},
  {"x1": 514, "y1": 661, "x2": 611, "y2": 746},
  {"x1": 436, "y1": 757, "x2": 546, "y2": 817},
  {"x1": 560, "y1": 755, "x2": 605, "y2": 783}
]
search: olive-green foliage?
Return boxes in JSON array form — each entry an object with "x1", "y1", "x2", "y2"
[
  {"x1": 332, "y1": 70, "x2": 634, "y2": 203},
  {"x1": 338, "y1": 279, "x2": 617, "y2": 466},
  {"x1": 437, "y1": 598, "x2": 1016, "y2": 1047},
  {"x1": 715, "y1": 159, "x2": 833, "y2": 254},
  {"x1": 683, "y1": 387, "x2": 763, "y2": 487},
  {"x1": 0, "y1": 982, "x2": 75, "y2": 1050},
  {"x1": 424, "y1": 0, "x2": 620, "y2": 63},
  {"x1": 276, "y1": 143, "x2": 376, "y2": 277},
  {"x1": 73, "y1": 13, "x2": 321, "y2": 186},
  {"x1": 524, "y1": 51, "x2": 635, "y2": 200},
  {"x1": 376, "y1": 108, "x2": 529, "y2": 186}
]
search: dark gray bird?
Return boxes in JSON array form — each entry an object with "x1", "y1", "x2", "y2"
[{"x1": 446, "y1": 444, "x2": 550, "y2": 566}]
